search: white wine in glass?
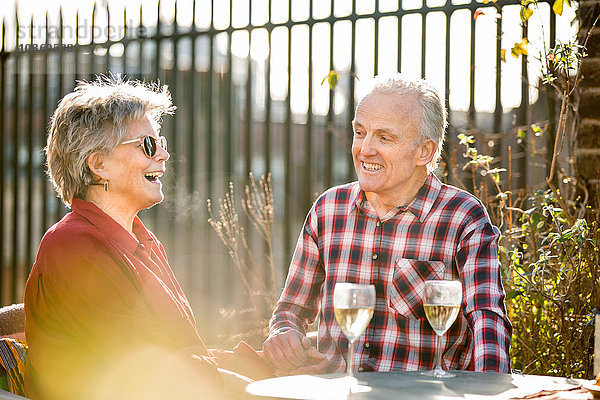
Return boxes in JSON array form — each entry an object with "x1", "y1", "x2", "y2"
[
  {"x1": 422, "y1": 280, "x2": 462, "y2": 378},
  {"x1": 333, "y1": 283, "x2": 376, "y2": 378}
]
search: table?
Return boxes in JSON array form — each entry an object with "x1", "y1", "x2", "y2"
[
  {"x1": 246, "y1": 371, "x2": 597, "y2": 400},
  {"x1": 0, "y1": 388, "x2": 28, "y2": 400}
]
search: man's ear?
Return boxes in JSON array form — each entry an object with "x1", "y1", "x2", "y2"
[
  {"x1": 88, "y1": 152, "x2": 106, "y2": 178},
  {"x1": 416, "y1": 139, "x2": 437, "y2": 167}
]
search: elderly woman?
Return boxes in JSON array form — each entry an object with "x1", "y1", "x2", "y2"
[{"x1": 24, "y1": 77, "x2": 271, "y2": 400}]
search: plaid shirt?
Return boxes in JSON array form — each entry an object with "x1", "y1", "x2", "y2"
[{"x1": 270, "y1": 174, "x2": 511, "y2": 373}]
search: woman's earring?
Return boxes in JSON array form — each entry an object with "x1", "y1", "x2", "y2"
[{"x1": 104, "y1": 180, "x2": 109, "y2": 192}]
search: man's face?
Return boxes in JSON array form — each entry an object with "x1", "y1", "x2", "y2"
[{"x1": 351, "y1": 92, "x2": 429, "y2": 203}]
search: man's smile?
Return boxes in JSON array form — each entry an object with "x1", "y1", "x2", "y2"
[{"x1": 362, "y1": 161, "x2": 383, "y2": 172}]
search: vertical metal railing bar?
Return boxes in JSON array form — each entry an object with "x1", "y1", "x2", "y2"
[
  {"x1": 138, "y1": 4, "x2": 144, "y2": 81},
  {"x1": 468, "y1": 6, "x2": 476, "y2": 127},
  {"x1": 203, "y1": 0, "x2": 216, "y2": 339},
  {"x1": 122, "y1": 7, "x2": 127, "y2": 76},
  {"x1": 493, "y1": 6, "x2": 503, "y2": 134},
  {"x1": 206, "y1": 0, "x2": 214, "y2": 200},
  {"x1": 185, "y1": 0, "x2": 197, "y2": 299},
  {"x1": 325, "y1": 3, "x2": 334, "y2": 189},
  {"x1": 224, "y1": 0, "x2": 233, "y2": 184},
  {"x1": 10, "y1": 8, "x2": 20, "y2": 303},
  {"x1": 169, "y1": 0, "x2": 180, "y2": 281},
  {"x1": 187, "y1": 0, "x2": 196, "y2": 199},
  {"x1": 421, "y1": 9, "x2": 426, "y2": 79},
  {"x1": 74, "y1": 12, "x2": 80, "y2": 81},
  {"x1": 171, "y1": 0, "x2": 179, "y2": 188},
  {"x1": 264, "y1": 0, "x2": 272, "y2": 175},
  {"x1": 518, "y1": 22, "x2": 529, "y2": 188},
  {"x1": 398, "y1": 0, "x2": 404, "y2": 73},
  {"x1": 90, "y1": 3, "x2": 96, "y2": 81},
  {"x1": 283, "y1": 0, "x2": 293, "y2": 268},
  {"x1": 155, "y1": 1, "x2": 162, "y2": 91},
  {"x1": 263, "y1": 0, "x2": 274, "y2": 303},
  {"x1": 25, "y1": 18, "x2": 34, "y2": 276},
  {"x1": 245, "y1": 0, "x2": 253, "y2": 179},
  {"x1": 375, "y1": 0, "x2": 380, "y2": 75},
  {"x1": 346, "y1": 0, "x2": 357, "y2": 183},
  {"x1": 304, "y1": 0, "x2": 313, "y2": 212},
  {"x1": 151, "y1": 0, "x2": 161, "y2": 228},
  {"x1": 0, "y1": 19, "x2": 5, "y2": 304},
  {"x1": 236, "y1": 0, "x2": 255, "y2": 333},
  {"x1": 105, "y1": 4, "x2": 111, "y2": 74},
  {"x1": 549, "y1": 8, "x2": 556, "y2": 48},
  {"x1": 59, "y1": 7, "x2": 65, "y2": 92},
  {"x1": 443, "y1": 9, "x2": 451, "y2": 183},
  {"x1": 55, "y1": 7, "x2": 65, "y2": 221},
  {"x1": 40, "y1": 14, "x2": 49, "y2": 235}
]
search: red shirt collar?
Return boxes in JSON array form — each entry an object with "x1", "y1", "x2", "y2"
[{"x1": 71, "y1": 198, "x2": 154, "y2": 254}]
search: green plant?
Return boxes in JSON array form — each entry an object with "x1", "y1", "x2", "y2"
[
  {"x1": 504, "y1": 191, "x2": 599, "y2": 377},
  {"x1": 457, "y1": 118, "x2": 600, "y2": 378}
]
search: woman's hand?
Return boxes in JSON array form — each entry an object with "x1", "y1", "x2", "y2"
[{"x1": 262, "y1": 330, "x2": 327, "y2": 376}]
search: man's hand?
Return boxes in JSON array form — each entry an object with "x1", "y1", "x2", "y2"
[{"x1": 262, "y1": 330, "x2": 327, "y2": 375}]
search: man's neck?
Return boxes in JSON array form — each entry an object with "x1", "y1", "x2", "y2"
[{"x1": 365, "y1": 170, "x2": 429, "y2": 218}]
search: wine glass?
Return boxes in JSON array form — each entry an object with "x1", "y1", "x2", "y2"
[
  {"x1": 333, "y1": 283, "x2": 376, "y2": 378},
  {"x1": 421, "y1": 280, "x2": 462, "y2": 378}
]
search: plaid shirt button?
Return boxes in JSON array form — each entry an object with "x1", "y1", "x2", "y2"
[
  {"x1": 371, "y1": 253, "x2": 378, "y2": 260},
  {"x1": 358, "y1": 366, "x2": 365, "y2": 372},
  {"x1": 364, "y1": 342, "x2": 370, "y2": 349}
]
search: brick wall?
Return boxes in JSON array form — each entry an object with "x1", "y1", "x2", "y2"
[{"x1": 578, "y1": 2, "x2": 600, "y2": 199}]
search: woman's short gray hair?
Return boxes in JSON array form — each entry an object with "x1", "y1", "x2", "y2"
[
  {"x1": 46, "y1": 75, "x2": 175, "y2": 207},
  {"x1": 368, "y1": 74, "x2": 447, "y2": 173}
]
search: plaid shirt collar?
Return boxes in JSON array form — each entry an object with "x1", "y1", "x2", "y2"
[{"x1": 349, "y1": 173, "x2": 442, "y2": 223}]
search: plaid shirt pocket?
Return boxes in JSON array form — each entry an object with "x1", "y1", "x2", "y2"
[{"x1": 388, "y1": 259, "x2": 447, "y2": 320}]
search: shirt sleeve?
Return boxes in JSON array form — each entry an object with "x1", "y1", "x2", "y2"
[
  {"x1": 269, "y1": 207, "x2": 325, "y2": 336},
  {"x1": 455, "y1": 220, "x2": 512, "y2": 373}
]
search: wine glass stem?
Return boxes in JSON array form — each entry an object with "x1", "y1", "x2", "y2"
[
  {"x1": 347, "y1": 340, "x2": 355, "y2": 378},
  {"x1": 434, "y1": 334, "x2": 444, "y2": 374}
]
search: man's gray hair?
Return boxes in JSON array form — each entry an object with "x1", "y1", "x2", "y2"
[
  {"x1": 46, "y1": 75, "x2": 175, "y2": 207},
  {"x1": 368, "y1": 74, "x2": 447, "y2": 173}
]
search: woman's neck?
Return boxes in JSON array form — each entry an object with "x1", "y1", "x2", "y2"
[{"x1": 85, "y1": 192, "x2": 137, "y2": 234}]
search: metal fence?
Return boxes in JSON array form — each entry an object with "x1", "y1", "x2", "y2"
[{"x1": 0, "y1": 0, "x2": 561, "y2": 345}]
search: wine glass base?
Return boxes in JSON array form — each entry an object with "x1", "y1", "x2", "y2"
[{"x1": 421, "y1": 369, "x2": 456, "y2": 378}]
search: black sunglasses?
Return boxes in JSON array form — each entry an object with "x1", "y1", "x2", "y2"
[{"x1": 120, "y1": 135, "x2": 168, "y2": 158}]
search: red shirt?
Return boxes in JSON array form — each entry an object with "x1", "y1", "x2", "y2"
[
  {"x1": 270, "y1": 174, "x2": 512, "y2": 373},
  {"x1": 24, "y1": 198, "x2": 222, "y2": 400}
]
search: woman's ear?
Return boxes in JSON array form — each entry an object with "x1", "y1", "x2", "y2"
[
  {"x1": 416, "y1": 139, "x2": 437, "y2": 167},
  {"x1": 88, "y1": 152, "x2": 106, "y2": 178}
]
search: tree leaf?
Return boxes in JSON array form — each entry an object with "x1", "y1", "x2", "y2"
[
  {"x1": 501, "y1": 49, "x2": 507, "y2": 62},
  {"x1": 474, "y1": 10, "x2": 485, "y2": 20},
  {"x1": 511, "y1": 39, "x2": 529, "y2": 58},
  {"x1": 532, "y1": 124, "x2": 543, "y2": 136},
  {"x1": 520, "y1": 6, "x2": 534, "y2": 22},
  {"x1": 553, "y1": 0, "x2": 564, "y2": 15},
  {"x1": 321, "y1": 70, "x2": 340, "y2": 90}
]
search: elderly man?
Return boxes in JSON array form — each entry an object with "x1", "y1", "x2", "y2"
[{"x1": 263, "y1": 74, "x2": 512, "y2": 375}]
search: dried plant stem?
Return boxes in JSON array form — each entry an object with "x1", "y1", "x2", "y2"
[{"x1": 207, "y1": 173, "x2": 276, "y2": 343}]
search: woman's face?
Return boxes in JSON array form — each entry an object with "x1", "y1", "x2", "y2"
[{"x1": 101, "y1": 115, "x2": 170, "y2": 213}]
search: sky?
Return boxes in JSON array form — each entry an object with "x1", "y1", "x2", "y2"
[{"x1": 0, "y1": 0, "x2": 579, "y2": 115}]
